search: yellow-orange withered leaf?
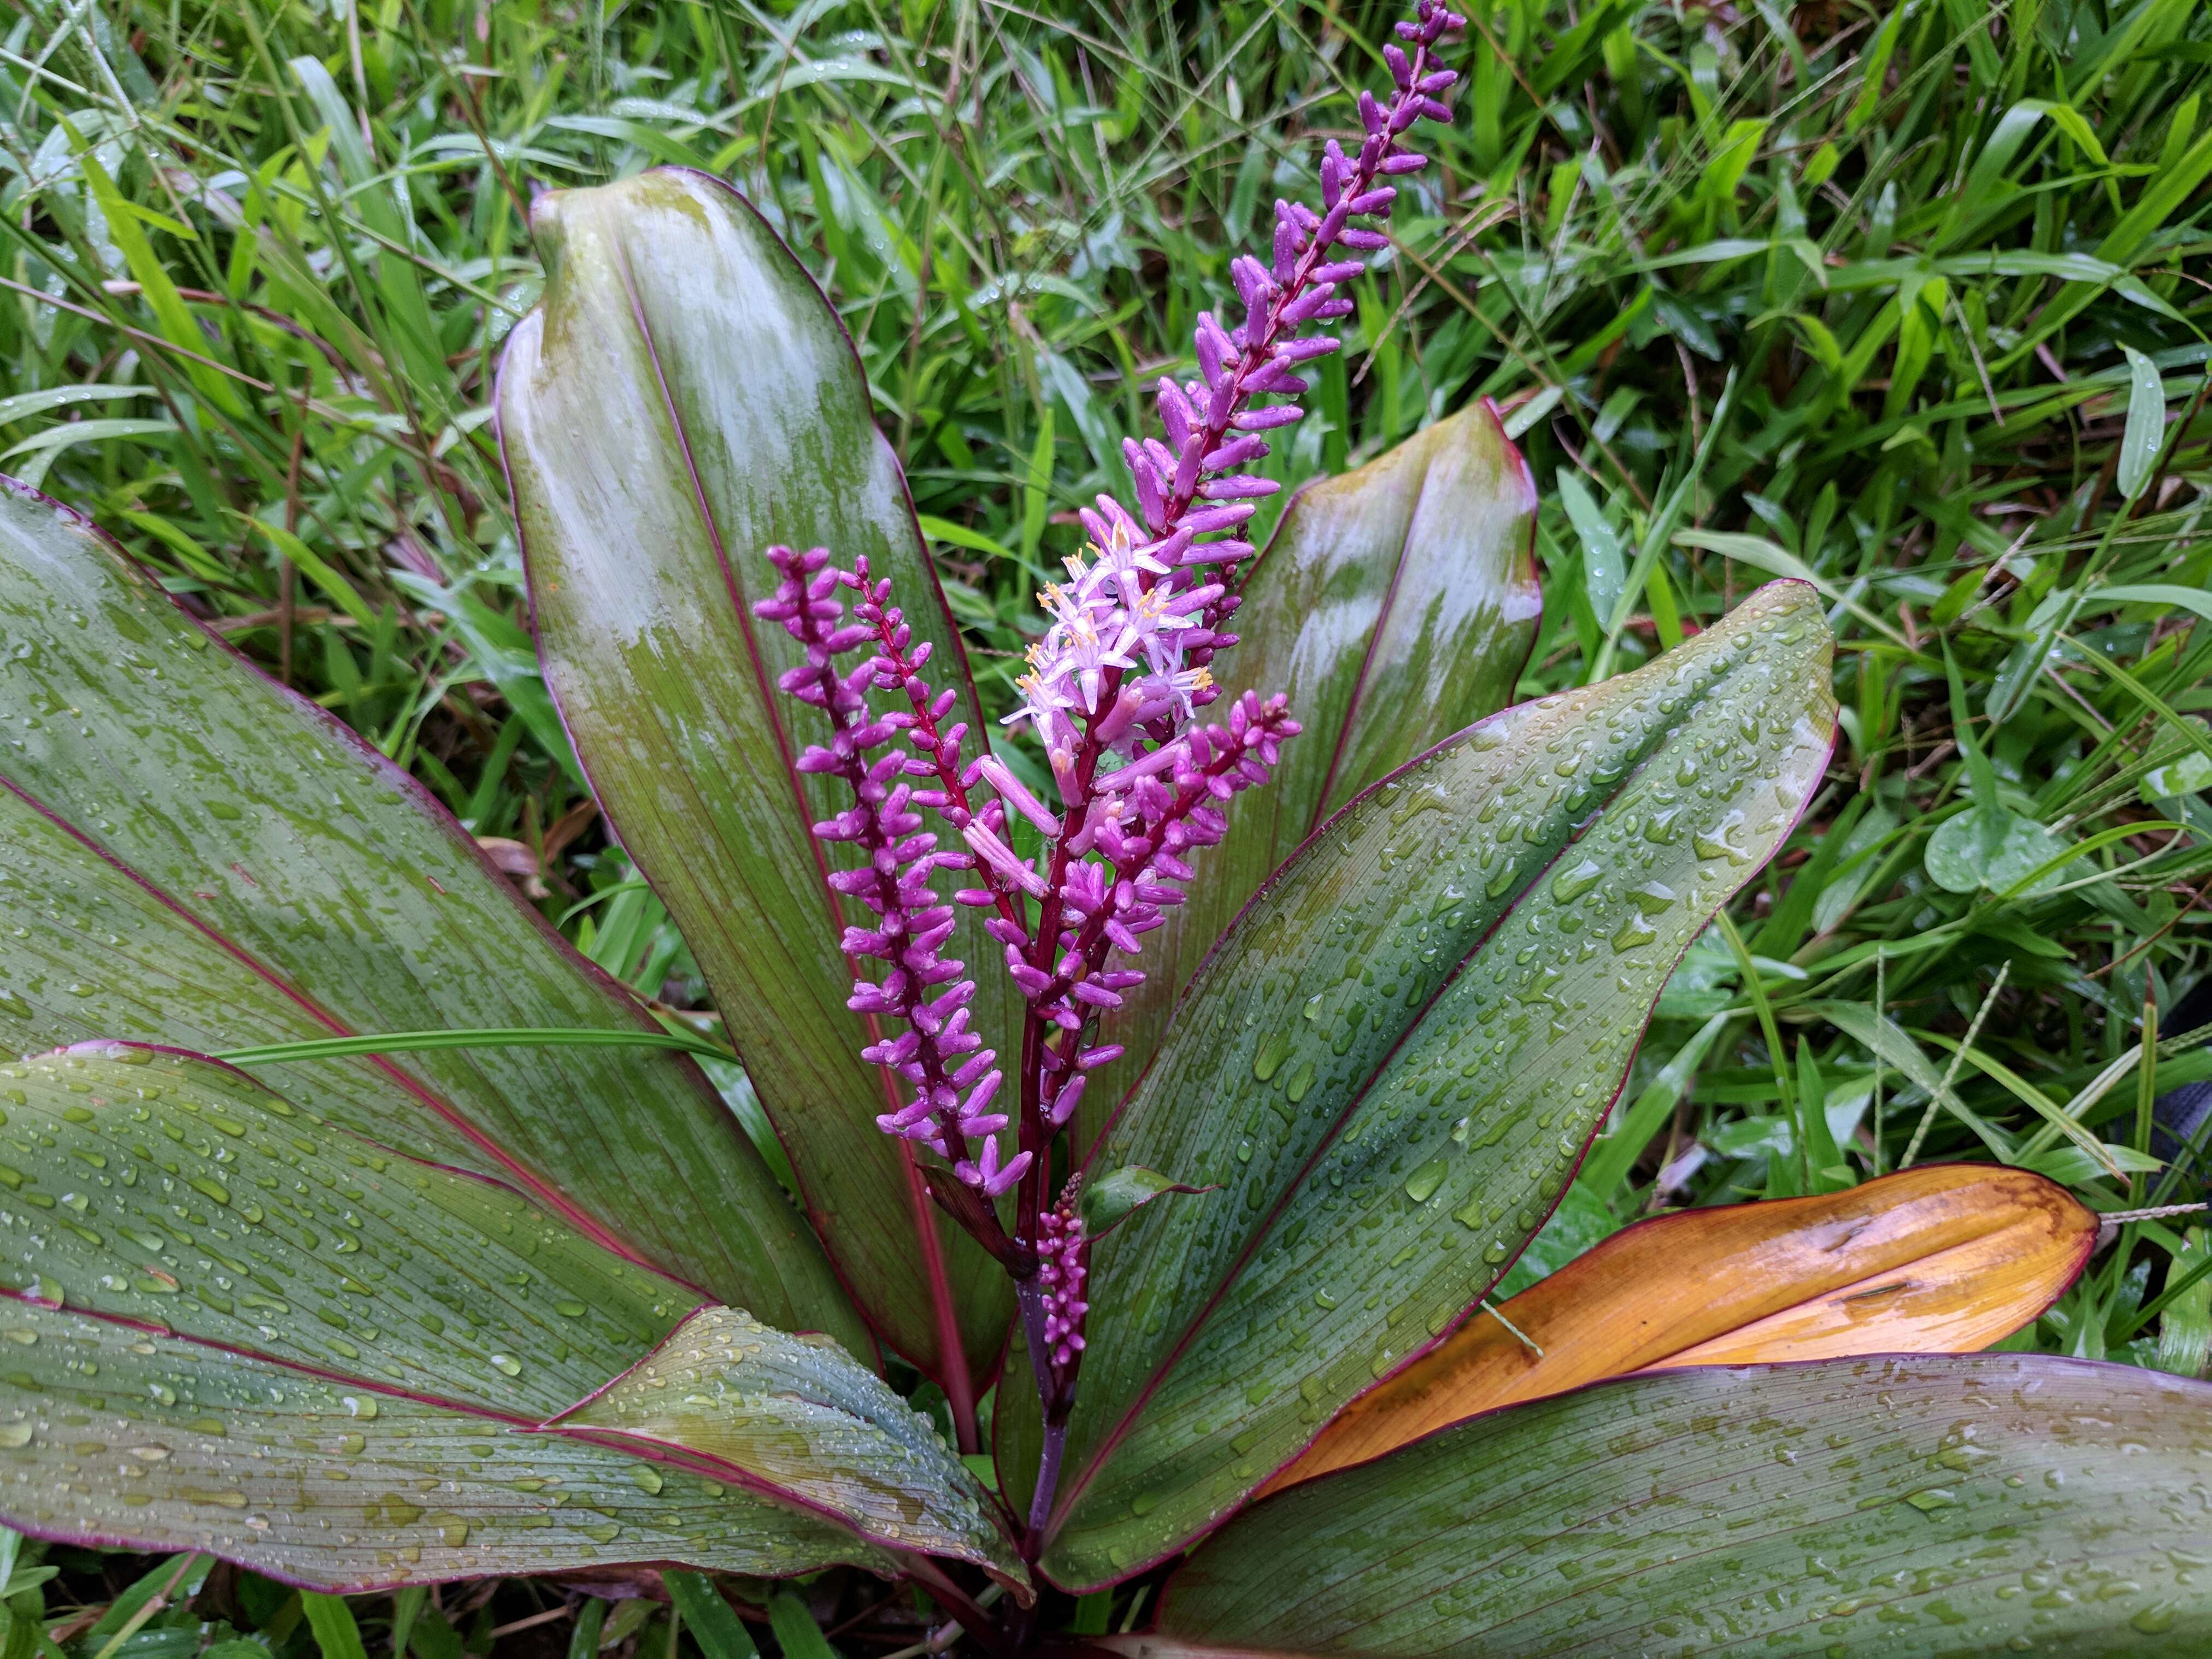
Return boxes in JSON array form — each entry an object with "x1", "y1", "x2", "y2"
[{"x1": 1264, "y1": 1164, "x2": 2094, "y2": 1494}]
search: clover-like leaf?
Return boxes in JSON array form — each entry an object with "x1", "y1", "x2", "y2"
[
  {"x1": 1077, "y1": 403, "x2": 1539, "y2": 1150},
  {"x1": 1268, "y1": 1164, "x2": 2095, "y2": 1492},
  {"x1": 0, "y1": 479, "x2": 855, "y2": 1350},
  {"x1": 1039, "y1": 581, "x2": 1835, "y2": 1589},
  {"x1": 1924, "y1": 803, "x2": 2077, "y2": 895},
  {"x1": 499, "y1": 169, "x2": 1010, "y2": 1393},
  {"x1": 0, "y1": 1046, "x2": 1022, "y2": 1590},
  {"x1": 1120, "y1": 1357, "x2": 2212, "y2": 1655}
]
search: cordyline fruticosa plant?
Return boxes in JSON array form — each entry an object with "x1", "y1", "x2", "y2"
[{"x1": 0, "y1": 4, "x2": 2208, "y2": 1650}]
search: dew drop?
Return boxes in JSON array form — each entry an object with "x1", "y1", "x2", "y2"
[
  {"x1": 1403, "y1": 1160, "x2": 1448, "y2": 1204},
  {"x1": 1611, "y1": 915, "x2": 1658, "y2": 951}
]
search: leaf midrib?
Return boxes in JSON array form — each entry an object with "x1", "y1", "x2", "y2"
[
  {"x1": 1301, "y1": 439, "x2": 1434, "y2": 837},
  {"x1": 1048, "y1": 690, "x2": 1703, "y2": 1548},
  {"x1": 602, "y1": 229, "x2": 967, "y2": 1385},
  {"x1": 0, "y1": 768, "x2": 687, "y2": 1284}
]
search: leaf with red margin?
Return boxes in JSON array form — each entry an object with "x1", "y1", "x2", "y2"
[
  {"x1": 1037, "y1": 582, "x2": 1837, "y2": 1590},
  {"x1": 0, "y1": 1046, "x2": 1022, "y2": 1592},
  {"x1": 554, "y1": 1305, "x2": 1027, "y2": 1598},
  {"x1": 498, "y1": 168, "x2": 1011, "y2": 1402},
  {"x1": 1075, "y1": 402, "x2": 1540, "y2": 1155},
  {"x1": 1115, "y1": 1356, "x2": 2212, "y2": 1656},
  {"x1": 0, "y1": 1303, "x2": 892, "y2": 1590},
  {"x1": 0, "y1": 478, "x2": 858, "y2": 1354}
]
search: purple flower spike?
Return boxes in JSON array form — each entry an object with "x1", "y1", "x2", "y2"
[
  {"x1": 753, "y1": 1, "x2": 1463, "y2": 1408},
  {"x1": 957, "y1": 1131, "x2": 1032, "y2": 1198},
  {"x1": 755, "y1": 544, "x2": 1007, "y2": 1180},
  {"x1": 1037, "y1": 1192, "x2": 1089, "y2": 1379}
]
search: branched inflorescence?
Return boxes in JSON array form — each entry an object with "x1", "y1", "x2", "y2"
[
  {"x1": 758, "y1": 0, "x2": 1463, "y2": 1452},
  {"x1": 758, "y1": 545, "x2": 1026, "y2": 1198}
]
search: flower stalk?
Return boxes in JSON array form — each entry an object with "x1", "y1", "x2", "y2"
[{"x1": 755, "y1": 0, "x2": 1465, "y2": 1561}]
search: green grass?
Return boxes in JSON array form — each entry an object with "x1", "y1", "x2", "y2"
[{"x1": 4, "y1": 0, "x2": 2212, "y2": 1647}]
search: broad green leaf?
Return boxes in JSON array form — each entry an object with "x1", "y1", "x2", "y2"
[
  {"x1": 1042, "y1": 582, "x2": 1834, "y2": 1589},
  {"x1": 0, "y1": 1048, "x2": 1012, "y2": 1589},
  {"x1": 0, "y1": 479, "x2": 857, "y2": 1351},
  {"x1": 0, "y1": 1301, "x2": 892, "y2": 1589},
  {"x1": 555, "y1": 1305, "x2": 1027, "y2": 1594},
  {"x1": 1124, "y1": 1357, "x2": 2212, "y2": 1656},
  {"x1": 499, "y1": 167, "x2": 1008, "y2": 1389},
  {"x1": 1077, "y1": 402, "x2": 1539, "y2": 1152},
  {"x1": 0, "y1": 1045, "x2": 697, "y2": 1416}
]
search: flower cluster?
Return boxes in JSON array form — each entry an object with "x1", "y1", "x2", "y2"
[
  {"x1": 759, "y1": 0, "x2": 1462, "y2": 1279},
  {"x1": 1036, "y1": 1196, "x2": 1088, "y2": 1381},
  {"x1": 974, "y1": 687, "x2": 1300, "y2": 1133},
  {"x1": 1003, "y1": 0, "x2": 1467, "y2": 752},
  {"x1": 756, "y1": 544, "x2": 1026, "y2": 1198},
  {"x1": 1005, "y1": 516, "x2": 1228, "y2": 772}
]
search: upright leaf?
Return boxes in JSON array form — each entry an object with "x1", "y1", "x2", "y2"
[
  {"x1": 499, "y1": 168, "x2": 1009, "y2": 1391},
  {"x1": 1129, "y1": 1357, "x2": 2212, "y2": 1657},
  {"x1": 1079, "y1": 403, "x2": 1539, "y2": 1150},
  {"x1": 1269, "y1": 1164, "x2": 2095, "y2": 1491},
  {"x1": 1044, "y1": 582, "x2": 1834, "y2": 1589},
  {"x1": 2119, "y1": 344, "x2": 2168, "y2": 500},
  {"x1": 301, "y1": 1593, "x2": 369, "y2": 1659},
  {"x1": 662, "y1": 1574, "x2": 758, "y2": 1659},
  {"x1": 0, "y1": 479, "x2": 856, "y2": 1351},
  {"x1": 0, "y1": 1048, "x2": 999, "y2": 1589}
]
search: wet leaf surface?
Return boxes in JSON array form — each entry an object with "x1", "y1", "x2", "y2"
[
  {"x1": 500, "y1": 169, "x2": 1009, "y2": 1387},
  {"x1": 1126, "y1": 1356, "x2": 2212, "y2": 1657},
  {"x1": 1078, "y1": 405, "x2": 1539, "y2": 1152},
  {"x1": 0, "y1": 1302, "x2": 891, "y2": 1589},
  {"x1": 0, "y1": 1048, "x2": 1009, "y2": 1589},
  {"x1": 1041, "y1": 583, "x2": 1836, "y2": 1589},
  {"x1": 0, "y1": 1045, "x2": 698, "y2": 1416},
  {"x1": 0, "y1": 480, "x2": 855, "y2": 1348},
  {"x1": 557, "y1": 1304, "x2": 1027, "y2": 1594}
]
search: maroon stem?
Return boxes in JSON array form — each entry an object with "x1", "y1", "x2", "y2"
[{"x1": 1015, "y1": 1275, "x2": 1069, "y2": 1552}]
